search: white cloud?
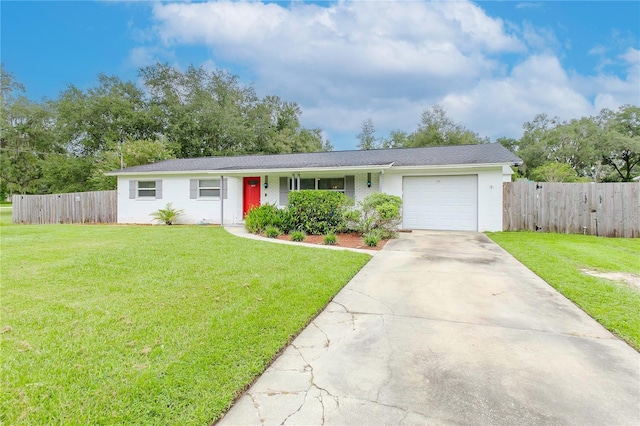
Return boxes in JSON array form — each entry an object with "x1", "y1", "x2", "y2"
[
  {"x1": 127, "y1": 45, "x2": 175, "y2": 68},
  {"x1": 521, "y1": 22, "x2": 559, "y2": 52},
  {"x1": 444, "y1": 52, "x2": 640, "y2": 139},
  {"x1": 588, "y1": 45, "x2": 607, "y2": 56},
  {"x1": 515, "y1": 3, "x2": 544, "y2": 10},
  {"x1": 580, "y1": 71, "x2": 640, "y2": 112},
  {"x1": 621, "y1": 47, "x2": 640, "y2": 65},
  {"x1": 128, "y1": 46, "x2": 156, "y2": 68},
  {"x1": 151, "y1": 0, "x2": 521, "y2": 86},
  {"x1": 441, "y1": 55, "x2": 594, "y2": 139},
  {"x1": 130, "y1": 0, "x2": 638, "y2": 148}
]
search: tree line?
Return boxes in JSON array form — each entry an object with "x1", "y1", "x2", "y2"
[
  {"x1": 0, "y1": 63, "x2": 331, "y2": 197},
  {"x1": 357, "y1": 104, "x2": 640, "y2": 183},
  {"x1": 2, "y1": 62, "x2": 639, "y2": 199}
]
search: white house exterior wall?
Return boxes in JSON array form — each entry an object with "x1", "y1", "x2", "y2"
[
  {"x1": 353, "y1": 172, "x2": 380, "y2": 201},
  {"x1": 117, "y1": 175, "x2": 243, "y2": 225},
  {"x1": 261, "y1": 175, "x2": 281, "y2": 206},
  {"x1": 381, "y1": 166, "x2": 507, "y2": 232},
  {"x1": 116, "y1": 167, "x2": 508, "y2": 230},
  {"x1": 116, "y1": 172, "x2": 380, "y2": 224}
]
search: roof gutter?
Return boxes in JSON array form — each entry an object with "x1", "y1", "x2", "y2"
[
  {"x1": 105, "y1": 163, "x2": 396, "y2": 177},
  {"x1": 106, "y1": 160, "x2": 521, "y2": 177},
  {"x1": 388, "y1": 162, "x2": 519, "y2": 171}
]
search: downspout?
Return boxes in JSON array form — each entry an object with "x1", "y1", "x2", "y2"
[{"x1": 220, "y1": 175, "x2": 224, "y2": 225}]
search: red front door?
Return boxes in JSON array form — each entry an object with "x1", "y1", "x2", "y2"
[{"x1": 243, "y1": 177, "x2": 261, "y2": 217}]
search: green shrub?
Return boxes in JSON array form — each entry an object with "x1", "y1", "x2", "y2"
[
  {"x1": 290, "y1": 230, "x2": 306, "y2": 242},
  {"x1": 323, "y1": 233, "x2": 337, "y2": 245},
  {"x1": 265, "y1": 225, "x2": 281, "y2": 238},
  {"x1": 346, "y1": 192, "x2": 402, "y2": 238},
  {"x1": 278, "y1": 208, "x2": 295, "y2": 234},
  {"x1": 150, "y1": 203, "x2": 184, "y2": 225},
  {"x1": 245, "y1": 204, "x2": 288, "y2": 234},
  {"x1": 343, "y1": 209, "x2": 361, "y2": 232},
  {"x1": 363, "y1": 231, "x2": 381, "y2": 247},
  {"x1": 288, "y1": 190, "x2": 349, "y2": 235}
]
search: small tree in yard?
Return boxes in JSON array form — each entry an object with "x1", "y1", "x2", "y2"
[
  {"x1": 345, "y1": 192, "x2": 402, "y2": 238},
  {"x1": 150, "y1": 203, "x2": 184, "y2": 225}
]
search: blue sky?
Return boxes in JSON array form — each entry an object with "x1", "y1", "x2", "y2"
[{"x1": 2, "y1": 1, "x2": 639, "y2": 150}]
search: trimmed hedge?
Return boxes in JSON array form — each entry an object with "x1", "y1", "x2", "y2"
[{"x1": 287, "y1": 190, "x2": 349, "y2": 235}]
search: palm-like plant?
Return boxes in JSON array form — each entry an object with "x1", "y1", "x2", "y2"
[{"x1": 150, "y1": 203, "x2": 184, "y2": 225}]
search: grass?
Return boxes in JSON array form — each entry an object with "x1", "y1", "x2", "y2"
[
  {"x1": 0, "y1": 225, "x2": 370, "y2": 425},
  {"x1": 486, "y1": 232, "x2": 640, "y2": 350},
  {"x1": 0, "y1": 205, "x2": 11, "y2": 226}
]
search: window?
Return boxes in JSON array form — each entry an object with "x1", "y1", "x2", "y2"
[
  {"x1": 291, "y1": 177, "x2": 345, "y2": 192},
  {"x1": 198, "y1": 179, "x2": 220, "y2": 197},
  {"x1": 282, "y1": 175, "x2": 354, "y2": 202},
  {"x1": 137, "y1": 181, "x2": 156, "y2": 198},
  {"x1": 300, "y1": 178, "x2": 316, "y2": 190},
  {"x1": 318, "y1": 178, "x2": 345, "y2": 191}
]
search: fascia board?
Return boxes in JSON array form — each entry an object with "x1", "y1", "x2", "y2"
[
  {"x1": 387, "y1": 162, "x2": 517, "y2": 172},
  {"x1": 105, "y1": 164, "x2": 395, "y2": 177}
]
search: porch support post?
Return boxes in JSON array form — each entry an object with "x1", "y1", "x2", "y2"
[{"x1": 220, "y1": 175, "x2": 224, "y2": 225}]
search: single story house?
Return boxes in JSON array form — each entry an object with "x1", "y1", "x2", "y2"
[{"x1": 106, "y1": 144, "x2": 522, "y2": 232}]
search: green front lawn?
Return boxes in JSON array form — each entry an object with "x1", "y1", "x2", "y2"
[
  {"x1": 487, "y1": 232, "x2": 640, "y2": 350},
  {"x1": 0, "y1": 205, "x2": 11, "y2": 226},
  {"x1": 0, "y1": 225, "x2": 370, "y2": 424}
]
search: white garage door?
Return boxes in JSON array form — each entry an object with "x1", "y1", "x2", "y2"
[{"x1": 403, "y1": 175, "x2": 478, "y2": 231}]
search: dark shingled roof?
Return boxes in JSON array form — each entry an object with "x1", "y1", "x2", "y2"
[{"x1": 108, "y1": 143, "x2": 522, "y2": 174}]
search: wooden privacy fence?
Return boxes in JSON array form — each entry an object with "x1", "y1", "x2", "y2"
[
  {"x1": 12, "y1": 191, "x2": 117, "y2": 224},
  {"x1": 503, "y1": 181, "x2": 640, "y2": 238}
]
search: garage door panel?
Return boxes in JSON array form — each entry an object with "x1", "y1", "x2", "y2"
[{"x1": 403, "y1": 175, "x2": 478, "y2": 231}]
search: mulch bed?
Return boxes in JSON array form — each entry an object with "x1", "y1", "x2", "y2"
[{"x1": 273, "y1": 233, "x2": 388, "y2": 251}]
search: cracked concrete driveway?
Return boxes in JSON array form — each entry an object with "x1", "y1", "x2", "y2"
[{"x1": 218, "y1": 231, "x2": 640, "y2": 425}]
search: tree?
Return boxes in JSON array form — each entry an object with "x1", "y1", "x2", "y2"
[
  {"x1": 56, "y1": 74, "x2": 157, "y2": 157},
  {"x1": 251, "y1": 95, "x2": 330, "y2": 154},
  {"x1": 368, "y1": 105, "x2": 486, "y2": 150},
  {"x1": 512, "y1": 106, "x2": 640, "y2": 182},
  {"x1": 357, "y1": 118, "x2": 379, "y2": 150},
  {"x1": 38, "y1": 155, "x2": 95, "y2": 194},
  {"x1": 512, "y1": 113, "x2": 558, "y2": 174},
  {"x1": 529, "y1": 162, "x2": 583, "y2": 182},
  {"x1": 496, "y1": 137, "x2": 519, "y2": 153},
  {"x1": 381, "y1": 130, "x2": 409, "y2": 149},
  {"x1": 88, "y1": 138, "x2": 176, "y2": 190},
  {"x1": 3, "y1": 64, "x2": 337, "y2": 195},
  {"x1": 140, "y1": 63, "x2": 329, "y2": 158},
  {"x1": 601, "y1": 105, "x2": 640, "y2": 182},
  {"x1": 0, "y1": 67, "x2": 57, "y2": 194},
  {"x1": 407, "y1": 105, "x2": 487, "y2": 147}
]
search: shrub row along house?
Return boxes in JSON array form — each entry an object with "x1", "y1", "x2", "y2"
[{"x1": 107, "y1": 144, "x2": 522, "y2": 232}]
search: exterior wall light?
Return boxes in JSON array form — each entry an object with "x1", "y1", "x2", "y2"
[
  {"x1": 367, "y1": 173, "x2": 372, "y2": 187},
  {"x1": 264, "y1": 176, "x2": 268, "y2": 189}
]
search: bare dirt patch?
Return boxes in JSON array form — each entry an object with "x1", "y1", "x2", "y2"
[
  {"x1": 580, "y1": 269, "x2": 640, "y2": 290},
  {"x1": 274, "y1": 233, "x2": 388, "y2": 251}
]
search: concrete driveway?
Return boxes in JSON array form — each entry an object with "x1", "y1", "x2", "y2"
[{"x1": 218, "y1": 231, "x2": 640, "y2": 425}]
